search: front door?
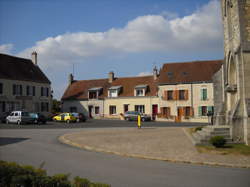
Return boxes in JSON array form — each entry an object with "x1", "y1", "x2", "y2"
[
  {"x1": 88, "y1": 106, "x2": 93, "y2": 118},
  {"x1": 176, "y1": 107, "x2": 182, "y2": 122},
  {"x1": 152, "y1": 104, "x2": 158, "y2": 120}
]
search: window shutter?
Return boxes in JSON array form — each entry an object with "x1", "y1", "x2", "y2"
[
  {"x1": 20, "y1": 85, "x2": 22, "y2": 96},
  {"x1": 174, "y1": 90, "x2": 178, "y2": 100},
  {"x1": 160, "y1": 107, "x2": 163, "y2": 115},
  {"x1": 183, "y1": 107, "x2": 186, "y2": 116},
  {"x1": 190, "y1": 107, "x2": 194, "y2": 117},
  {"x1": 163, "y1": 91, "x2": 167, "y2": 100},
  {"x1": 198, "y1": 106, "x2": 202, "y2": 116},
  {"x1": 13, "y1": 84, "x2": 16, "y2": 95},
  {"x1": 200, "y1": 89, "x2": 203, "y2": 100},
  {"x1": 204, "y1": 89, "x2": 207, "y2": 100},
  {"x1": 207, "y1": 106, "x2": 213, "y2": 113},
  {"x1": 184, "y1": 90, "x2": 188, "y2": 100}
]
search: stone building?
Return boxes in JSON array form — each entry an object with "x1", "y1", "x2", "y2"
[
  {"x1": 0, "y1": 52, "x2": 52, "y2": 117},
  {"x1": 216, "y1": 0, "x2": 250, "y2": 144}
]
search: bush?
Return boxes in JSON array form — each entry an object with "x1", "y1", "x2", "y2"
[
  {"x1": 209, "y1": 136, "x2": 226, "y2": 148},
  {"x1": 194, "y1": 127, "x2": 203, "y2": 132},
  {"x1": 0, "y1": 161, "x2": 110, "y2": 187}
]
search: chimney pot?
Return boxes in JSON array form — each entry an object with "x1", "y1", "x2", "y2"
[
  {"x1": 31, "y1": 51, "x2": 37, "y2": 65},
  {"x1": 108, "y1": 71, "x2": 114, "y2": 83},
  {"x1": 68, "y1": 73, "x2": 74, "y2": 85},
  {"x1": 153, "y1": 66, "x2": 158, "y2": 80}
]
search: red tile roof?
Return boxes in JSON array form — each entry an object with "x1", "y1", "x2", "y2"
[
  {"x1": 62, "y1": 75, "x2": 158, "y2": 100},
  {"x1": 62, "y1": 60, "x2": 223, "y2": 100},
  {"x1": 0, "y1": 53, "x2": 50, "y2": 84},
  {"x1": 158, "y1": 60, "x2": 223, "y2": 85}
]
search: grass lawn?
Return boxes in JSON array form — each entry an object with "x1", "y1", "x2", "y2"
[{"x1": 196, "y1": 144, "x2": 250, "y2": 156}]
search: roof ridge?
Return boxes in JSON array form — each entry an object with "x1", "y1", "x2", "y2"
[
  {"x1": 0, "y1": 53, "x2": 31, "y2": 62},
  {"x1": 162, "y1": 59, "x2": 223, "y2": 66}
]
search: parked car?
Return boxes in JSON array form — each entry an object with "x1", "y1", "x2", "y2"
[
  {"x1": 6, "y1": 111, "x2": 34, "y2": 125},
  {"x1": 29, "y1": 113, "x2": 47, "y2": 124},
  {"x1": 71, "y1": 113, "x2": 86, "y2": 122},
  {"x1": 124, "y1": 111, "x2": 151, "y2": 121},
  {"x1": 52, "y1": 113, "x2": 77, "y2": 123},
  {"x1": 0, "y1": 112, "x2": 11, "y2": 123}
]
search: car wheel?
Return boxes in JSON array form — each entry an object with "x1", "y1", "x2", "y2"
[
  {"x1": 34, "y1": 120, "x2": 38, "y2": 124},
  {"x1": 125, "y1": 117, "x2": 129, "y2": 121},
  {"x1": 141, "y1": 118, "x2": 145, "y2": 122},
  {"x1": 17, "y1": 120, "x2": 21, "y2": 125},
  {"x1": 6, "y1": 119, "x2": 9, "y2": 124},
  {"x1": 66, "y1": 119, "x2": 70, "y2": 124},
  {"x1": 76, "y1": 119, "x2": 80, "y2": 123}
]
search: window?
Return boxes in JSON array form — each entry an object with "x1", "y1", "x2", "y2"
[
  {"x1": 109, "y1": 90, "x2": 117, "y2": 97},
  {"x1": 201, "y1": 88, "x2": 208, "y2": 100},
  {"x1": 0, "y1": 83, "x2": 3, "y2": 95},
  {"x1": 135, "y1": 105, "x2": 145, "y2": 113},
  {"x1": 184, "y1": 107, "x2": 191, "y2": 117},
  {"x1": 179, "y1": 90, "x2": 185, "y2": 100},
  {"x1": 26, "y1": 86, "x2": 31, "y2": 96},
  {"x1": 89, "y1": 91, "x2": 97, "y2": 99},
  {"x1": 167, "y1": 90, "x2": 173, "y2": 100},
  {"x1": 161, "y1": 107, "x2": 171, "y2": 117},
  {"x1": 41, "y1": 87, "x2": 49, "y2": 97},
  {"x1": 95, "y1": 106, "x2": 100, "y2": 114},
  {"x1": 32, "y1": 86, "x2": 36, "y2": 96},
  {"x1": 70, "y1": 107, "x2": 77, "y2": 112},
  {"x1": 12, "y1": 84, "x2": 22, "y2": 96},
  {"x1": 124, "y1": 104, "x2": 129, "y2": 113},
  {"x1": 41, "y1": 102, "x2": 49, "y2": 112},
  {"x1": 136, "y1": 89, "x2": 144, "y2": 96},
  {"x1": 109, "y1": 106, "x2": 116, "y2": 115},
  {"x1": 199, "y1": 106, "x2": 208, "y2": 116}
]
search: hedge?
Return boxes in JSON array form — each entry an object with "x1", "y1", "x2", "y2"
[{"x1": 0, "y1": 160, "x2": 110, "y2": 187}]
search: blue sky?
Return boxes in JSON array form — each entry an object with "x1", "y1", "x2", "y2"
[{"x1": 0, "y1": 0, "x2": 224, "y2": 99}]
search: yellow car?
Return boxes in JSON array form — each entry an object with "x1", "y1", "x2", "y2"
[{"x1": 53, "y1": 113, "x2": 77, "y2": 123}]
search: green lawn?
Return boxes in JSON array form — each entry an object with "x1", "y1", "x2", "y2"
[{"x1": 196, "y1": 144, "x2": 250, "y2": 156}]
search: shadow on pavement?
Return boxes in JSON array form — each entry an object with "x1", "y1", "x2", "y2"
[{"x1": 0, "y1": 137, "x2": 30, "y2": 146}]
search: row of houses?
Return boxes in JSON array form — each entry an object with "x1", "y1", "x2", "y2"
[
  {"x1": 62, "y1": 60, "x2": 222, "y2": 122},
  {"x1": 0, "y1": 53, "x2": 52, "y2": 117}
]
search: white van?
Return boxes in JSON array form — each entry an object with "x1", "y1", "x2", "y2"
[{"x1": 6, "y1": 111, "x2": 33, "y2": 125}]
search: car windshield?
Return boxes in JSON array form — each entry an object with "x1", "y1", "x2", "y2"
[
  {"x1": 30, "y1": 113, "x2": 38, "y2": 118},
  {"x1": 21, "y1": 112, "x2": 29, "y2": 116}
]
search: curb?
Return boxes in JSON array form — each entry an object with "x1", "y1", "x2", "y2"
[{"x1": 58, "y1": 133, "x2": 250, "y2": 169}]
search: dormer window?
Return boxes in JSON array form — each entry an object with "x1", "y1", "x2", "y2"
[
  {"x1": 88, "y1": 87, "x2": 103, "y2": 99},
  {"x1": 134, "y1": 84, "x2": 148, "y2": 97},
  {"x1": 108, "y1": 86, "x2": 122, "y2": 98}
]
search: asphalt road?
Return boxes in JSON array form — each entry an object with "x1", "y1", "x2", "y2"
[
  {"x1": 0, "y1": 119, "x2": 208, "y2": 129},
  {"x1": 0, "y1": 121, "x2": 250, "y2": 187}
]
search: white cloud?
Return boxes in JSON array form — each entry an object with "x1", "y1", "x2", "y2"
[
  {"x1": 17, "y1": 0, "x2": 223, "y2": 70},
  {"x1": 0, "y1": 43, "x2": 13, "y2": 54},
  {"x1": 137, "y1": 72, "x2": 153, "y2": 77}
]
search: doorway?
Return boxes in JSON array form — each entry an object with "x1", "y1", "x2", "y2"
[
  {"x1": 176, "y1": 107, "x2": 182, "y2": 122},
  {"x1": 88, "y1": 106, "x2": 93, "y2": 118},
  {"x1": 152, "y1": 104, "x2": 158, "y2": 120}
]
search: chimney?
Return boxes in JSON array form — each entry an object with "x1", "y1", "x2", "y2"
[
  {"x1": 153, "y1": 66, "x2": 158, "y2": 80},
  {"x1": 108, "y1": 71, "x2": 114, "y2": 83},
  {"x1": 31, "y1": 51, "x2": 37, "y2": 65},
  {"x1": 68, "y1": 73, "x2": 74, "y2": 85}
]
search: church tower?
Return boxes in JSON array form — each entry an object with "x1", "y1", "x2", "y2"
[{"x1": 220, "y1": 0, "x2": 250, "y2": 144}]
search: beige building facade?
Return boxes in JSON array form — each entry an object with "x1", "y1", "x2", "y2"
[
  {"x1": 0, "y1": 53, "x2": 52, "y2": 117},
  {"x1": 62, "y1": 61, "x2": 222, "y2": 123}
]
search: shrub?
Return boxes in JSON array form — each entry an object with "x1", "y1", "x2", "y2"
[
  {"x1": 194, "y1": 126, "x2": 203, "y2": 132},
  {"x1": 0, "y1": 161, "x2": 110, "y2": 187},
  {"x1": 209, "y1": 136, "x2": 226, "y2": 148}
]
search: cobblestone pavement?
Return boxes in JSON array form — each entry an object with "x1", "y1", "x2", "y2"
[{"x1": 59, "y1": 127, "x2": 250, "y2": 168}]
